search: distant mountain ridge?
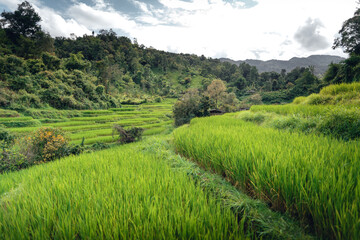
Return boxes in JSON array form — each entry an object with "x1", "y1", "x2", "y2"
[{"x1": 220, "y1": 55, "x2": 345, "y2": 75}]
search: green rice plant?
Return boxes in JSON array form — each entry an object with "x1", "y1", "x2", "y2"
[
  {"x1": 0, "y1": 117, "x2": 33, "y2": 122},
  {"x1": 70, "y1": 129, "x2": 113, "y2": 140},
  {"x1": 62, "y1": 123, "x2": 111, "y2": 132},
  {"x1": 23, "y1": 108, "x2": 83, "y2": 119},
  {"x1": 70, "y1": 135, "x2": 115, "y2": 145},
  {"x1": 304, "y1": 94, "x2": 332, "y2": 105},
  {"x1": 139, "y1": 120, "x2": 173, "y2": 129},
  {"x1": 292, "y1": 96, "x2": 307, "y2": 104},
  {"x1": 250, "y1": 104, "x2": 336, "y2": 117},
  {"x1": 1, "y1": 119, "x2": 41, "y2": 128},
  {"x1": 173, "y1": 116, "x2": 360, "y2": 239},
  {"x1": 43, "y1": 121, "x2": 95, "y2": 128},
  {"x1": 39, "y1": 118, "x2": 69, "y2": 124},
  {"x1": 69, "y1": 115, "x2": 124, "y2": 122},
  {"x1": 80, "y1": 110, "x2": 114, "y2": 115},
  {"x1": 108, "y1": 108, "x2": 136, "y2": 112},
  {"x1": 237, "y1": 111, "x2": 269, "y2": 124},
  {"x1": 0, "y1": 109, "x2": 20, "y2": 117},
  {"x1": 143, "y1": 126, "x2": 167, "y2": 136},
  {"x1": 141, "y1": 136, "x2": 310, "y2": 239},
  {"x1": 115, "y1": 118, "x2": 159, "y2": 125},
  {"x1": 0, "y1": 144, "x2": 246, "y2": 239},
  {"x1": 7, "y1": 126, "x2": 40, "y2": 133},
  {"x1": 320, "y1": 82, "x2": 360, "y2": 96}
]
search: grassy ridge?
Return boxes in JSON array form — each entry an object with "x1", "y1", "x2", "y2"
[
  {"x1": 0, "y1": 143, "x2": 245, "y2": 239},
  {"x1": 173, "y1": 116, "x2": 360, "y2": 239}
]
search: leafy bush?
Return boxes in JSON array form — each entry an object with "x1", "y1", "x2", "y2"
[
  {"x1": 0, "y1": 126, "x2": 15, "y2": 143},
  {"x1": 173, "y1": 89, "x2": 210, "y2": 127},
  {"x1": 316, "y1": 108, "x2": 360, "y2": 140},
  {"x1": 21, "y1": 127, "x2": 69, "y2": 162},
  {"x1": 112, "y1": 124, "x2": 144, "y2": 144},
  {"x1": 0, "y1": 145, "x2": 27, "y2": 173},
  {"x1": 304, "y1": 94, "x2": 332, "y2": 105},
  {"x1": 292, "y1": 96, "x2": 306, "y2": 104},
  {"x1": 0, "y1": 127, "x2": 27, "y2": 173},
  {"x1": 238, "y1": 111, "x2": 268, "y2": 124}
]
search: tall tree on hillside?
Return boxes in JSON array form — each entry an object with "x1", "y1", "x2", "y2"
[
  {"x1": 205, "y1": 79, "x2": 227, "y2": 109},
  {"x1": 333, "y1": 8, "x2": 360, "y2": 54},
  {"x1": 0, "y1": 1, "x2": 42, "y2": 38}
]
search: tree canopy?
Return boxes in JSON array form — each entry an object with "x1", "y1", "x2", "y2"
[
  {"x1": 333, "y1": 8, "x2": 360, "y2": 54},
  {"x1": 0, "y1": 1, "x2": 42, "y2": 38}
]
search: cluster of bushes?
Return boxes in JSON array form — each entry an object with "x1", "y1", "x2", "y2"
[
  {"x1": 0, "y1": 53, "x2": 123, "y2": 110},
  {"x1": 0, "y1": 127, "x2": 83, "y2": 173},
  {"x1": 173, "y1": 79, "x2": 240, "y2": 126}
]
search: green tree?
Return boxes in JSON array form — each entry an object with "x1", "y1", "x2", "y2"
[
  {"x1": 0, "y1": 1, "x2": 41, "y2": 38},
  {"x1": 205, "y1": 79, "x2": 227, "y2": 108},
  {"x1": 333, "y1": 8, "x2": 360, "y2": 54},
  {"x1": 173, "y1": 89, "x2": 205, "y2": 126}
]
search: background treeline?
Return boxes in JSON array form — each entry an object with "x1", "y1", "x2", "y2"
[{"x1": 1, "y1": 1, "x2": 359, "y2": 111}]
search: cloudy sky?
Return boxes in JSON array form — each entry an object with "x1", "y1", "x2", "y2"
[{"x1": 0, "y1": 0, "x2": 357, "y2": 60}]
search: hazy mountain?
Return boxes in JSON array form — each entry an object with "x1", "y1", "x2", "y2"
[{"x1": 220, "y1": 55, "x2": 345, "y2": 75}]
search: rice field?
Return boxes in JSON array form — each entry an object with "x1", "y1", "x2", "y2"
[
  {"x1": 0, "y1": 142, "x2": 246, "y2": 239},
  {"x1": 2, "y1": 101, "x2": 175, "y2": 145},
  {"x1": 173, "y1": 116, "x2": 360, "y2": 239}
]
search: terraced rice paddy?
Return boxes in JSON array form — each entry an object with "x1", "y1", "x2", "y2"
[
  {"x1": 2, "y1": 100, "x2": 175, "y2": 145},
  {"x1": 173, "y1": 115, "x2": 360, "y2": 239},
  {"x1": 0, "y1": 142, "x2": 246, "y2": 239}
]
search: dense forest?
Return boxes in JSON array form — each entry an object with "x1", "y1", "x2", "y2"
[{"x1": 0, "y1": 1, "x2": 359, "y2": 111}]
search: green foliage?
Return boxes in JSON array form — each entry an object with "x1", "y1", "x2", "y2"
[
  {"x1": 173, "y1": 89, "x2": 210, "y2": 126},
  {"x1": 21, "y1": 127, "x2": 69, "y2": 163},
  {"x1": 0, "y1": 1, "x2": 41, "y2": 38},
  {"x1": 41, "y1": 52, "x2": 60, "y2": 70},
  {"x1": 333, "y1": 8, "x2": 360, "y2": 54},
  {"x1": 316, "y1": 108, "x2": 360, "y2": 140},
  {"x1": 0, "y1": 126, "x2": 15, "y2": 143},
  {"x1": 64, "y1": 52, "x2": 90, "y2": 71},
  {"x1": 0, "y1": 144, "x2": 27, "y2": 173}
]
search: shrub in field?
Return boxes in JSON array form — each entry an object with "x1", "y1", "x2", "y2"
[
  {"x1": 238, "y1": 111, "x2": 268, "y2": 124},
  {"x1": 21, "y1": 127, "x2": 69, "y2": 163},
  {"x1": 173, "y1": 89, "x2": 210, "y2": 126},
  {"x1": 316, "y1": 108, "x2": 360, "y2": 140},
  {"x1": 0, "y1": 144, "x2": 27, "y2": 173},
  {"x1": 304, "y1": 93, "x2": 332, "y2": 105},
  {"x1": 112, "y1": 124, "x2": 144, "y2": 144},
  {"x1": 0, "y1": 127, "x2": 27, "y2": 173},
  {"x1": 0, "y1": 126, "x2": 15, "y2": 143},
  {"x1": 292, "y1": 96, "x2": 306, "y2": 104}
]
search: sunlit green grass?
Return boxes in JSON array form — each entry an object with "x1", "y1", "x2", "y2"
[
  {"x1": 0, "y1": 143, "x2": 245, "y2": 239},
  {"x1": 173, "y1": 116, "x2": 360, "y2": 239}
]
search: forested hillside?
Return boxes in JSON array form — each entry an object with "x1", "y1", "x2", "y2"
[
  {"x1": 220, "y1": 55, "x2": 345, "y2": 75},
  {"x1": 0, "y1": 1, "x2": 359, "y2": 111}
]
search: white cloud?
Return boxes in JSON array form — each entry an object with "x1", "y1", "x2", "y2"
[
  {"x1": 131, "y1": 0, "x2": 357, "y2": 60},
  {"x1": 0, "y1": 0, "x2": 357, "y2": 60},
  {"x1": 294, "y1": 18, "x2": 329, "y2": 51},
  {"x1": 37, "y1": 6, "x2": 91, "y2": 37},
  {"x1": 68, "y1": 3, "x2": 136, "y2": 33}
]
